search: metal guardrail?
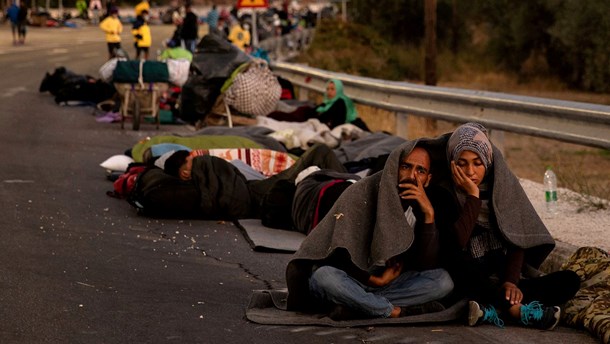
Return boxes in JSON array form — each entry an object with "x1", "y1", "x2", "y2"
[{"x1": 269, "y1": 61, "x2": 610, "y2": 150}]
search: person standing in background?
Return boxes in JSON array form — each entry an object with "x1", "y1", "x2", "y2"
[
  {"x1": 132, "y1": 10, "x2": 151, "y2": 60},
  {"x1": 76, "y1": 0, "x2": 88, "y2": 20},
  {"x1": 89, "y1": 0, "x2": 102, "y2": 25},
  {"x1": 16, "y1": 1, "x2": 28, "y2": 45},
  {"x1": 134, "y1": 0, "x2": 150, "y2": 17},
  {"x1": 6, "y1": 1, "x2": 20, "y2": 45},
  {"x1": 99, "y1": 7, "x2": 123, "y2": 59},
  {"x1": 227, "y1": 19, "x2": 251, "y2": 52},
  {"x1": 180, "y1": 3, "x2": 199, "y2": 53},
  {"x1": 206, "y1": 4, "x2": 219, "y2": 33}
]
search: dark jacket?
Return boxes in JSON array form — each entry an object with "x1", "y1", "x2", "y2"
[
  {"x1": 317, "y1": 98, "x2": 346, "y2": 129},
  {"x1": 180, "y1": 12, "x2": 199, "y2": 40},
  {"x1": 286, "y1": 139, "x2": 445, "y2": 312}
]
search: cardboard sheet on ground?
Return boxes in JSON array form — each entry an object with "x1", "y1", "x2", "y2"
[
  {"x1": 246, "y1": 289, "x2": 468, "y2": 327},
  {"x1": 235, "y1": 219, "x2": 305, "y2": 253}
]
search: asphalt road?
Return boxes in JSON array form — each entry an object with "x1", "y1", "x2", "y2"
[{"x1": 0, "y1": 23, "x2": 598, "y2": 343}]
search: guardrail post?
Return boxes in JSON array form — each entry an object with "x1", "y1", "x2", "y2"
[
  {"x1": 395, "y1": 112, "x2": 409, "y2": 139},
  {"x1": 297, "y1": 86, "x2": 309, "y2": 102}
]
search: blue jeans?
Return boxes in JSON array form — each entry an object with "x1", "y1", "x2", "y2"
[
  {"x1": 182, "y1": 39, "x2": 197, "y2": 53},
  {"x1": 309, "y1": 266, "x2": 454, "y2": 318}
]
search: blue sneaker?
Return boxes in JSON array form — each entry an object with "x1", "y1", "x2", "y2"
[
  {"x1": 468, "y1": 301, "x2": 505, "y2": 328},
  {"x1": 520, "y1": 301, "x2": 561, "y2": 330}
]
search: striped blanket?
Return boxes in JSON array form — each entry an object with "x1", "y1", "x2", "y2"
[{"x1": 191, "y1": 148, "x2": 296, "y2": 177}]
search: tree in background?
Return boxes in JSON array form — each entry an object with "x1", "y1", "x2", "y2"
[
  {"x1": 350, "y1": 0, "x2": 424, "y2": 45},
  {"x1": 470, "y1": 0, "x2": 554, "y2": 74},
  {"x1": 547, "y1": 0, "x2": 610, "y2": 92},
  {"x1": 347, "y1": 0, "x2": 609, "y2": 92}
]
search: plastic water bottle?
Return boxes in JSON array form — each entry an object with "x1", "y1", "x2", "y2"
[{"x1": 543, "y1": 167, "x2": 558, "y2": 214}]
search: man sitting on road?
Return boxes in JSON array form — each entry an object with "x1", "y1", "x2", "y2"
[{"x1": 285, "y1": 140, "x2": 454, "y2": 320}]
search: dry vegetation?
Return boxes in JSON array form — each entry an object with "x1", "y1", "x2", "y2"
[
  {"x1": 351, "y1": 74, "x2": 610, "y2": 203},
  {"x1": 295, "y1": 20, "x2": 610, "y2": 202},
  {"x1": 436, "y1": 74, "x2": 609, "y2": 205},
  {"x1": 301, "y1": 70, "x2": 610, "y2": 204}
]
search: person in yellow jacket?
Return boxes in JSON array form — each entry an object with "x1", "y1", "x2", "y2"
[
  {"x1": 228, "y1": 21, "x2": 251, "y2": 52},
  {"x1": 134, "y1": 0, "x2": 150, "y2": 17},
  {"x1": 99, "y1": 7, "x2": 123, "y2": 59},
  {"x1": 132, "y1": 10, "x2": 152, "y2": 60}
]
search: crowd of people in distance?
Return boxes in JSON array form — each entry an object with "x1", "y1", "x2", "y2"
[
  {"x1": 94, "y1": 0, "x2": 320, "y2": 61},
  {"x1": 5, "y1": 1, "x2": 29, "y2": 45}
]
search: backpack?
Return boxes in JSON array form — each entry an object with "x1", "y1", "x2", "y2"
[
  {"x1": 107, "y1": 163, "x2": 149, "y2": 199},
  {"x1": 224, "y1": 59, "x2": 281, "y2": 117}
]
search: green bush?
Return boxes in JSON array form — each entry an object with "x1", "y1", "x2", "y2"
[
  {"x1": 547, "y1": 0, "x2": 610, "y2": 92},
  {"x1": 342, "y1": 0, "x2": 610, "y2": 92},
  {"x1": 297, "y1": 20, "x2": 422, "y2": 81}
]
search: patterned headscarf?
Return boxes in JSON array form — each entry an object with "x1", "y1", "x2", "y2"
[
  {"x1": 447, "y1": 122, "x2": 493, "y2": 173},
  {"x1": 447, "y1": 123, "x2": 501, "y2": 259},
  {"x1": 316, "y1": 79, "x2": 358, "y2": 123}
]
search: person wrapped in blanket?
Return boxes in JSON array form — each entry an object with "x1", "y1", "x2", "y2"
[
  {"x1": 161, "y1": 144, "x2": 350, "y2": 226},
  {"x1": 267, "y1": 79, "x2": 370, "y2": 132},
  {"x1": 438, "y1": 123, "x2": 580, "y2": 330},
  {"x1": 285, "y1": 140, "x2": 454, "y2": 320}
]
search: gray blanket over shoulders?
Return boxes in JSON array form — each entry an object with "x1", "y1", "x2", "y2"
[{"x1": 286, "y1": 133, "x2": 555, "y2": 312}]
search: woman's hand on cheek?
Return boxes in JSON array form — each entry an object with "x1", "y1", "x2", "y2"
[{"x1": 451, "y1": 161, "x2": 479, "y2": 198}]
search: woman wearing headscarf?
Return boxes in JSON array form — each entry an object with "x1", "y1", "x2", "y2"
[
  {"x1": 439, "y1": 122, "x2": 580, "y2": 330},
  {"x1": 315, "y1": 79, "x2": 358, "y2": 129},
  {"x1": 266, "y1": 79, "x2": 369, "y2": 131}
]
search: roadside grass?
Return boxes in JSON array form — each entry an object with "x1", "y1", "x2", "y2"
[{"x1": 298, "y1": 19, "x2": 610, "y2": 202}]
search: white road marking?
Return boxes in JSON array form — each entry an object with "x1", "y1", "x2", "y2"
[
  {"x1": 14, "y1": 61, "x2": 35, "y2": 68},
  {"x1": 1, "y1": 87, "x2": 27, "y2": 98},
  {"x1": 48, "y1": 56, "x2": 71, "y2": 63},
  {"x1": 82, "y1": 52, "x2": 100, "y2": 58},
  {"x1": 3, "y1": 179, "x2": 34, "y2": 183},
  {"x1": 49, "y1": 48, "x2": 69, "y2": 54}
]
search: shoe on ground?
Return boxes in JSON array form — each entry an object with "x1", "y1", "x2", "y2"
[
  {"x1": 468, "y1": 300, "x2": 505, "y2": 328},
  {"x1": 520, "y1": 301, "x2": 561, "y2": 330},
  {"x1": 328, "y1": 304, "x2": 361, "y2": 321},
  {"x1": 400, "y1": 301, "x2": 445, "y2": 317}
]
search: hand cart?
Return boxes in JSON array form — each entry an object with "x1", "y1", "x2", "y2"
[
  {"x1": 114, "y1": 81, "x2": 169, "y2": 131},
  {"x1": 112, "y1": 59, "x2": 170, "y2": 131}
]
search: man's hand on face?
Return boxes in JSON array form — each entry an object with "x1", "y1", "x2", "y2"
[{"x1": 398, "y1": 178, "x2": 435, "y2": 224}]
